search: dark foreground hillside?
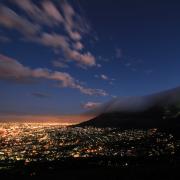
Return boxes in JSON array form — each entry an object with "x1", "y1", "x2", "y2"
[{"x1": 0, "y1": 155, "x2": 180, "y2": 180}]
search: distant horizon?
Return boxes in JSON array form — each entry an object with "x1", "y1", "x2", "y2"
[
  {"x1": 0, "y1": 114, "x2": 94, "y2": 124},
  {"x1": 0, "y1": 85, "x2": 180, "y2": 123}
]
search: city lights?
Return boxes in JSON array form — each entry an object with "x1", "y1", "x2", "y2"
[{"x1": 0, "y1": 123, "x2": 179, "y2": 164}]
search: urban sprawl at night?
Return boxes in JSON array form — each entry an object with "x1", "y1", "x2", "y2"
[{"x1": 0, "y1": 123, "x2": 179, "y2": 164}]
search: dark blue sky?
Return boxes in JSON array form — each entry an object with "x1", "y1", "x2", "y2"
[{"x1": 0, "y1": 0, "x2": 180, "y2": 116}]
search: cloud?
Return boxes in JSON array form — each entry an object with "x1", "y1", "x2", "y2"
[
  {"x1": 39, "y1": 33, "x2": 69, "y2": 49},
  {"x1": 52, "y1": 60, "x2": 69, "y2": 68},
  {"x1": 0, "y1": 0, "x2": 96, "y2": 68},
  {"x1": 65, "y1": 50, "x2": 96, "y2": 67},
  {"x1": 73, "y1": 42, "x2": 84, "y2": 50},
  {"x1": 115, "y1": 48, "x2": 123, "y2": 59},
  {"x1": 76, "y1": 86, "x2": 108, "y2": 96},
  {"x1": 0, "y1": 54, "x2": 32, "y2": 80},
  {"x1": 62, "y1": 3, "x2": 81, "y2": 41},
  {"x1": 0, "y1": 35, "x2": 11, "y2": 43},
  {"x1": 82, "y1": 102, "x2": 102, "y2": 110},
  {"x1": 61, "y1": 1, "x2": 89, "y2": 41},
  {"x1": 101, "y1": 74, "x2": 109, "y2": 80},
  {"x1": 38, "y1": 33, "x2": 96, "y2": 67},
  {"x1": 12, "y1": 0, "x2": 60, "y2": 26},
  {"x1": 0, "y1": 54, "x2": 107, "y2": 96},
  {"x1": 125, "y1": 63, "x2": 131, "y2": 67},
  {"x1": 31, "y1": 92, "x2": 51, "y2": 98},
  {"x1": 0, "y1": 5, "x2": 40, "y2": 37},
  {"x1": 95, "y1": 74, "x2": 115, "y2": 85},
  {"x1": 42, "y1": 1, "x2": 64, "y2": 23}
]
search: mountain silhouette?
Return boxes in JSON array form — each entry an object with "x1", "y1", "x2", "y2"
[{"x1": 77, "y1": 87, "x2": 180, "y2": 135}]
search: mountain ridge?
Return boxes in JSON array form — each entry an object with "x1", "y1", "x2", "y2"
[{"x1": 77, "y1": 86, "x2": 180, "y2": 135}]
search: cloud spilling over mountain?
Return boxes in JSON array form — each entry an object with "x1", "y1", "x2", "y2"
[
  {"x1": 85, "y1": 86, "x2": 180, "y2": 116},
  {"x1": 79, "y1": 87, "x2": 180, "y2": 134}
]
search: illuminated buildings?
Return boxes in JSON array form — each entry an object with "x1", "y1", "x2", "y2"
[{"x1": 0, "y1": 123, "x2": 178, "y2": 164}]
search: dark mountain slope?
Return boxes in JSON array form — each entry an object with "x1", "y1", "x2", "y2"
[{"x1": 77, "y1": 87, "x2": 180, "y2": 135}]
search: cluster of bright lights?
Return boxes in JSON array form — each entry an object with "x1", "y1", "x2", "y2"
[{"x1": 0, "y1": 123, "x2": 179, "y2": 163}]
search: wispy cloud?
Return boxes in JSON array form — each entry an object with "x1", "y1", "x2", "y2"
[
  {"x1": 52, "y1": 60, "x2": 69, "y2": 69},
  {"x1": 12, "y1": 0, "x2": 63, "y2": 26},
  {"x1": 115, "y1": 48, "x2": 123, "y2": 59},
  {"x1": 95, "y1": 74, "x2": 115, "y2": 84},
  {"x1": 101, "y1": 74, "x2": 109, "y2": 80},
  {"x1": 0, "y1": 5, "x2": 40, "y2": 37},
  {"x1": 125, "y1": 62, "x2": 132, "y2": 67},
  {"x1": 0, "y1": 35, "x2": 11, "y2": 43},
  {"x1": 82, "y1": 102, "x2": 102, "y2": 110},
  {"x1": 0, "y1": 0, "x2": 96, "y2": 68},
  {"x1": 0, "y1": 54, "x2": 107, "y2": 96},
  {"x1": 37, "y1": 33, "x2": 96, "y2": 67},
  {"x1": 97, "y1": 64, "x2": 102, "y2": 68},
  {"x1": 73, "y1": 42, "x2": 84, "y2": 50},
  {"x1": 42, "y1": 1, "x2": 64, "y2": 23}
]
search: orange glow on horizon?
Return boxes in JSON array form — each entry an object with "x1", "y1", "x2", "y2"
[{"x1": 0, "y1": 114, "x2": 95, "y2": 125}]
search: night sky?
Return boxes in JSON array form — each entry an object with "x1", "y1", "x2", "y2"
[{"x1": 0, "y1": 0, "x2": 180, "y2": 121}]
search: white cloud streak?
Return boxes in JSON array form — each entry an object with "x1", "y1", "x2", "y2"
[
  {"x1": 82, "y1": 102, "x2": 102, "y2": 110},
  {"x1": 0, "y1": 54, "x2": 107, "y2": 96},
  {"x1": 101, "y1": 74, "x2": 109, "y2": 80},
  {"x1": 52, "y1": 60, "x2": 69, "y2": 68}
]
